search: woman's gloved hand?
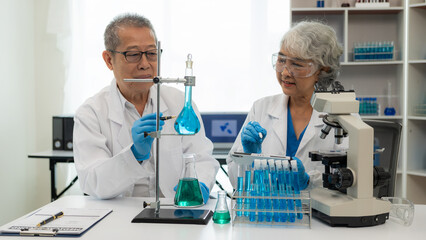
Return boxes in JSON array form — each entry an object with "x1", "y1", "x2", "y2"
[
  {"x1": 241, "y1": 121, "x2": 267, "y2": 153},
  {"x1": 291, "y1": 157, "x2": 310, "y2": 190},
  {"x1": 174, "y1": 182, "x2": 210, "y2": 204},
  {"x1": 131, "y1": 112, "x2": 164, "y2": 161}
]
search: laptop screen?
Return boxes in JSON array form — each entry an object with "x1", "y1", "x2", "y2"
[{"x1": 200, "y1": 112, "x2": 247, "y2": 149}]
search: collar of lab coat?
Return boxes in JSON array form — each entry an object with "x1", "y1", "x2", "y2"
[
  {"x1": 267, "y1": 94, "x2": 324, "y2": 154},
  {"x1": 107, "y1": 79, "x2": 169, "y2": 148}
]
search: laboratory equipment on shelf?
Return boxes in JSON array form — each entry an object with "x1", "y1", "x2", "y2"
[
  {"x1": 353, "y1": 41, "x2": 394, "y2": 61},
  {"x1": 356, "y1": 97, "x2": 380, "y2": 115},
  {"x1": 174, "y1": 54, "x2": 201, "y2": 135},
  {"x1": 309, "y1": 81, "x2": 391, "y2": 227},
  {"x1": 127, "y1": 42, "x2": 212, "y2": 225},
  {"x1": 230, "y1": 152, "x2": 311, "y2": 228},
  {"x1": 355, "y1": 0, "x2": 390, "y2": 8},
  {"x1": 384, "y1": 81, "x2": 396, "y2": 116},
  {"x1": 174, "y1": 154, "x2": 204, "y2": 207},
  {"x1": 213, "y1": 191, "x2": 231, "y2": 224}
]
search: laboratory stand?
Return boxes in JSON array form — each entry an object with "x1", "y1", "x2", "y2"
[{"x1": 125, "y1": 41, "x2": 212, "y2": 224}]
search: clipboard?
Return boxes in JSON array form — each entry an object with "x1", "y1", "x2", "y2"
[{"x1": 0, "y1": 207, "x2": 112, "y2": 237}]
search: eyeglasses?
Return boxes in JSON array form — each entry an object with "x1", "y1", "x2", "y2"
[
  {"x1": 272, "y1": 53, "x2": 318, "y2": 78},
  {"x1": 108, "y1": 49, "x2": 161, "y2": 63}
]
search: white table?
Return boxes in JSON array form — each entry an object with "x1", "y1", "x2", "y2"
[{"x1": 1, "y1": 195, "x2": 425, "y2": 240}]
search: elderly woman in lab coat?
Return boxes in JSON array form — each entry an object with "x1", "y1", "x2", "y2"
[
  {"x1": 227, "y1": 21, "x2": 345, "y2": 189},
  {"x1": 73, "y1": 13, "x2": 219, "y2": 200}
]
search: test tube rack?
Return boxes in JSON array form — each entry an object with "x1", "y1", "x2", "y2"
[
  {"x1": 353, "y1": 42, "x2": 395, "y2": 61},
  {"x1": 231, "y1": 190, "x2": 311, "y2": 228}
]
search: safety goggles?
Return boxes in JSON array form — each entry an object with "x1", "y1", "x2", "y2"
[{"x1": 272, "y1": 53, "x2": 318, "y2": 78}]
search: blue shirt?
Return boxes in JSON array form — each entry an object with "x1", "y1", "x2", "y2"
[{"x1": 286, "y1": 107, "x2": 308, "y2": 157}]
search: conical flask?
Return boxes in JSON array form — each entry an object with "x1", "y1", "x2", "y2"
[
  {"x1": 213, "y1": 191, "x2": 231, "y2": 224},
  {"x1": 174, "y1": 153, "x2": 204, "y2": 207},
  {"x1": 174, "y1": 54, "x2": 200, "y2": 135}
]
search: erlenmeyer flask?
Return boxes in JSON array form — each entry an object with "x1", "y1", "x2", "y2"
[
  {"x1": 174, "y1": 54, "x2": 200, "y2": 135},
  {"x1": 213, "y1": 191, "x2": 231, "y2": 224},
  {"x1": 174, "y1": 153, "x2": 204, "y2": 207}
]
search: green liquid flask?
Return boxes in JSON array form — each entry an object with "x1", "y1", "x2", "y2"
[
  {"x1": 213, "y1": 191, "x2": 231, "y2": 224},
  {"x1": 174, "y1": 154, "x2": 204, "y2": 207},
  {"x1": 174, "y1": 54, "x2": 200, "y2": 135}
]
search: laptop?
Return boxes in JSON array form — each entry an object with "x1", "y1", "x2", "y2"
[{"x1": 200, "y1": 112, "x2": 247, "y2": 157}]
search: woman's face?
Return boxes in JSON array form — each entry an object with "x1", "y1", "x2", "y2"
[{"x1": 275, "y1": 48, "x2": 321, "y2": 98}]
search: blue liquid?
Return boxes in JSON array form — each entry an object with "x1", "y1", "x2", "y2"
[
  {"x1": 174, "y1": 86, "x2": 200, "y2": 135},
  {"x1": 244, "y1": 171, "x2": 251, "y2": 218},
  {"x1": 236, "y1": 177, "x2": 243, "y2": 217}
]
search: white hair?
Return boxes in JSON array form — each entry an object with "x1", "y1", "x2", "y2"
[{"x1": 281, "y1": 21, "x2": 343, "y2": 89}]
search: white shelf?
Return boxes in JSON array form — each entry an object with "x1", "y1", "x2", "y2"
[
  {"x1": 409, "y1": 59, "x2": 426, "y2": 63},
  {"x1": 410, "y1": 3, "x2": 426, "y2": 8},
  {"x1": 291, "y1": 8, "x2": 344, "y2": 12},
  {"x1": 408, "y1": 116, "x2": 426, "y2": 120},
  {"x1": 407, "y1": 170, "x2": 426, "y2": 177},
  {"x1": 291, "y1": 7, "x2": 404, "y2": 13},
  {"x1": 361, "y1": 115, "x2": 403, "y2": 120},
  {"x1": 341, "y1": 61, "x2": 403, "y2": 66}
]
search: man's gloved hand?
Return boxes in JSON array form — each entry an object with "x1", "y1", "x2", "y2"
[
  {"x1": 131, "y1": 112, "x2": 164, "y2": 161},
  {"x1": 241, "y1": 121, "x2": 267, "y2": 153},
  {"x1": 291, "y1": 158, "x2": 310, "y2": 190},
  {"x1": 174, "y1": 182, "x2": 210, "y2": 204}
]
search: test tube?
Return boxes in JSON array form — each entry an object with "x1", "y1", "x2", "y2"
[
  {"x1": 290, "y1": 159, "x2": 304, "y2": 220},
  {"x1": 276, "y1": 160, "x2": 287, "y2": 222},
  {"x1": 268, "y1": 159, "x2": 280, "y2": 222},
  {"x1": 283, "y1": 160, "x2": 295, "y2": 223}
]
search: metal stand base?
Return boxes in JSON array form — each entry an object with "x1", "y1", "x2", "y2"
[{"x1": 132, "y1": 208, "x2": 213, "y2": 225}]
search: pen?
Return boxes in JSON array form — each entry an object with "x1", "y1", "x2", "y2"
[
  {"x1": 36, "y1": 211, "x2": 64, "y2": 227},
  {"x1": 160, "y1": 116, "x2": 176, "y2": 121}
]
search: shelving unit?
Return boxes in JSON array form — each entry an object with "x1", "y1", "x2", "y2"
[
  {"x1": 291, "y1": 0, "x2": 426, "y2": 203},
  {"x1": 406, "y1": 0, "x2": 426, "y2": 204}
]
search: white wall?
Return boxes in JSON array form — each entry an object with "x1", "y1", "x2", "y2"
[{"x1": 0, "y1": 0, "x2": 66, "y2": 225}]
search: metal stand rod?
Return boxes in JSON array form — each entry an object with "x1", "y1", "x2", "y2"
[{"x1": 154, "y1": 41, "x2": 162, "y2": 214}]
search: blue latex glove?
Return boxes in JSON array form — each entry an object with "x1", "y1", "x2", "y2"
[
  {"x1": 174, "y1": 182, "x2": 210, "y2": 204},
  {"x1": 292, "y1": 157, "x2": 310, "y2": 190},
  {"x1": 131, "y1": 112, "x2": 164, "y2": 161},
  {"x1": 241, "y1": 121, "x2": 267, "y2": 153}
]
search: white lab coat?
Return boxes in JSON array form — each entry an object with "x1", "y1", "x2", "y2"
[
  {"x1": 226, "y1": 93, "x2": 348, "y2": 188},
  {"x1": 74, "y1": 80, "x2": 219, "y2": 199}
]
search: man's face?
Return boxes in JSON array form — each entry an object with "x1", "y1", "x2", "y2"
[{"x1": 103, "y1": 26, "x2": 158, "y2": 95}]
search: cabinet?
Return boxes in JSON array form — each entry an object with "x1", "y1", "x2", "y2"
[
  {"x1": 290, "y1": 0, "x2": 426, "y2": 203},
  {"x1": 406, "y1": 0, "x2": 426, "y2": 204}
]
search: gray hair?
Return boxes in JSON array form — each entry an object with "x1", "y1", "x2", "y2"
[
  {"x1": 281, "y1": 21, "x2": 343, "y2": 89},
  {"x1": 104, "y1": 13, "x2": 157, "y2": 51}
]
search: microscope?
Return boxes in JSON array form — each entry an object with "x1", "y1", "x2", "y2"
[{"x1": 309, "y1": 82, "x2": 391, "y2": 227}]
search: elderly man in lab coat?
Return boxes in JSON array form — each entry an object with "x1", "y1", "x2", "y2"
[{"x1": 73, "y1": 13, "x2": 219, "y2": 201}]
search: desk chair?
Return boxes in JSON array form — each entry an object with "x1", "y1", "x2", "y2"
[{"x1": 364, "y1": 119, "x2": 402, "y2": 198}]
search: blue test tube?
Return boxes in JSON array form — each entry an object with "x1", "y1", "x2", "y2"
[
  {"x1": 255, "y1": 160, "x2": 265, "y2": 222},
  {"x1": 290, "y1": 159, "x2": 304, "y2": 220},
  {"x1": 236, "y1": 176, "x2": 244, "y2": 217},
  {"x1": 283, "y1": 160, "x2": 295, "y2": 223},
  {"x1": 244, "y1": 169, "x2": 251, "y2": 218},
  {"x1": 261, "y1": 160, "x2": 272, "y2": 222},
  {"x1": 275, "y1": 160, "x2": 287, "y2": 222},
  {"x1": 249, "y1": 160, "x2": 261, "y2": 222},
  {"x1": 268, "y1": 159, "x2": 279, "y2": 222}
]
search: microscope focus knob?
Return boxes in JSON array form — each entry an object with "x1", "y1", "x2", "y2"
[
  {"x1": 373, "y1": 166, "x2": 391, "y2": 187},
  {"x1": 335, "y1": 168, "x2": 354, "y2": 190}
]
